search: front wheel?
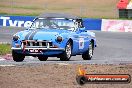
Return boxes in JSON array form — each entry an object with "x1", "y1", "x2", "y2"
[
  {"x1": 12, "y1": 50, "x2": 25, "y2": 62},
  {"x1": 82, "y1": 42, "x2": 93, "y2": 60},
  {"x1": 60, "y1": 41, "x2": 72, "y2": 61},
  {"x1": 38, "y1": 56, "x2": 48, "y2": 61}
]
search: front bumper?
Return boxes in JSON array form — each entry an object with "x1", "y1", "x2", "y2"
[
  {"x1": 11, "y1": 47, "x2": 65, "y2": 51},
  {"x1": 11, "y1": 47, "x2": 65, "y2": 56}
]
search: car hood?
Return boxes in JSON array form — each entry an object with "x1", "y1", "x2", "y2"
[{"x1": 19, "y1": 29, "x2": 71, "y2": 41}]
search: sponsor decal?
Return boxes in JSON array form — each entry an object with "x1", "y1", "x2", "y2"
[
  {"x1": 0, "y1": 16, "x2": 34, "y2": 28},
  {"x1": 79, "y1": 38, "x2": 84, "y2": 49},
  {"x1": 76, "y1": 66, "x2": 131, "y2": 85},
  {"x1": 0, "y1": 16, "x2": 102, "y2": 31}
]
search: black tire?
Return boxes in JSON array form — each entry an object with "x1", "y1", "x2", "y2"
[
  {"x1": 76, "y1": 75, "x2": 87, "y2": 85},
  {"x1": 12, "y1": 50, "x2": 25, "y2": 62},
  {"x1": 60, "y1": 41, "x2": 72, "y2": 61},
  {"x1": 82, "y1": 42, "x2": 93, "y2": 60},
  {"x1": 38, "y1": 56, "x2": 48, "y2": 61}
]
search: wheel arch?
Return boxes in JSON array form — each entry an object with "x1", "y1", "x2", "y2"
[
  {"x1": 91, "y1": 39, "x2": 94, "y2": 49},
  {"x1": 68, "y1": 38, "x2": 73, "y2": 50},
  {"x1": 69, "y1": 38, "x2": 73, "y2": 46}
]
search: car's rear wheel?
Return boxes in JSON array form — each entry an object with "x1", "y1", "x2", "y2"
[
  {"x1": 60, "y1": 41, "x2": 72, "y2": 61},
  {"x1": 82, "y1": 42, "x2": 93, "y2": 60},
  {"x1": 12, "y1": 50, "x2": 25, "y2": 62},
  {"x1": 38, "y1": 56, "x2": 48, "y2": 61}
]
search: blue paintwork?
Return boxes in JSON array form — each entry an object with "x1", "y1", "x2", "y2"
[{"x1": 12, "y1": 22, "x2": 97, "y2": 57}]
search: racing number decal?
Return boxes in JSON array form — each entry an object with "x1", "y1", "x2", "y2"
[{"x1": 79, "y1": 38, "x2": 84, "y2": 49}]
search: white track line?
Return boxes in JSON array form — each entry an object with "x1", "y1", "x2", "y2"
[
  {"x1": 0, "y1": 65, "x2": 15, "y2": 67},
  {"x1": 57, "y1": 63, "x2": 70, "y2": 66}
]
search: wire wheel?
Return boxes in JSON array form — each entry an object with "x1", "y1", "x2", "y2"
[
  {"x1": 82, "y1": 42, "x2": 93, "y2": 60},
  {"x1": 60, "y1": 41, "x2": 72, "y2": 61}
]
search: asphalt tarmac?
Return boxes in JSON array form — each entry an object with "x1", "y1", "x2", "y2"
[{"x1": 0, "y1": 26, "x2": 132, "y2": 66}]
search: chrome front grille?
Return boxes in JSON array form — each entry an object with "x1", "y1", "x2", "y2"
[{"x1": 22, "y1": 40, "x2": 53, "y2": 48}]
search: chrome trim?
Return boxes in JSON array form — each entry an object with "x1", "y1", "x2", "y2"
[
  {"x1": 11, "y1": 47, "x2": 65, "y2": 51},
  {"x1": 22, "y1": 40, "x2": 53, "y2": 47},
  {"x1": 22, "y1": 40, "x2": 52, "y2": 42}
]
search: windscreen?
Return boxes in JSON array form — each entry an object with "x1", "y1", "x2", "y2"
[{"x1": 30, "y1": 18, "x2": 77, "y2": 31}]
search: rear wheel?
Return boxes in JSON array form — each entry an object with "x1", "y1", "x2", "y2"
[
  {"x1": 82, "y1": 42, "x2": 93, "y2": 60},
  {"x1": 38, "y1": 56, "x2": 48, "y2": 61},
  {"x1": 60, "y1": 41, "x2": 72, "y2": 61},
  {"x1": 12, "y1": 50, "x2": 25, "y2": 62}
]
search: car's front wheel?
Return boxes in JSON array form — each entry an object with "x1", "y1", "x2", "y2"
[
  {"x1": 12, "y1": 50, "x2": 25, "y2": 62},
  {"x1": 82, "y1": 42, "x2": 93, "y2": 60},
  {"x1": 60, "y1": 41, "x2": 72, "y2": 61},
  {"x1": 38, "y1": 56, "x2": 48, "y2": 61}
]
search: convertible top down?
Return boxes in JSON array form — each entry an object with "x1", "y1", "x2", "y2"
[{"x1": 11, "y1": 13, "x2": 97, "y2": 62}]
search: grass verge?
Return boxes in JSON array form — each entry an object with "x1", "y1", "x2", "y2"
[
  {"x1": 0, "y1": 12, "x2": 39, "y2": 16},
  {"x1": 0, "y1": 44, "x2": 11, "y2": 55}
]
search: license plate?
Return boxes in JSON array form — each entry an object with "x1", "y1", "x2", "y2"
[{"x1": 29, "y1": 49, "x2": 42, "y2": 53}]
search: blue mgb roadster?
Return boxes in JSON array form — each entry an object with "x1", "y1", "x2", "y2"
[{"x1": 11, "y1": 13, "x2": 97, "y2": 62}]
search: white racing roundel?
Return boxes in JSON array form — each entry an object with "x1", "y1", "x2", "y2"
[{"x1": 79, "y1": 38, "x2": 84, "y2": 49}]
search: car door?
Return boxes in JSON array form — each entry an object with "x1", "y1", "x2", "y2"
[{"x1": 78, "y1": 28, "x2": 90, "y2": 53}]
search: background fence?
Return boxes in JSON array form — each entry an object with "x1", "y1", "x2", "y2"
[{"x1": 0, "y1": 16, "x2": 102, "y2": 30}]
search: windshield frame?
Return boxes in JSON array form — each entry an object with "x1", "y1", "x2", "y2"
[{"x1": 29, "y1": 18, "x2": 78, "y2": 31}]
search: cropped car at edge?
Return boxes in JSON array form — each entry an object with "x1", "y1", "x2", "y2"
[{"x1": 11, "y1": 13, "x2": 97, "y2": 62}]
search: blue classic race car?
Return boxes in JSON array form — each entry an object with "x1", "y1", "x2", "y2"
[{"x1": 11, "y1": 13, "x2": 97, "y2": 62}]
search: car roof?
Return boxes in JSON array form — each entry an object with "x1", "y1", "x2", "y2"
[{"x1": 37, "y1": 13, "x2": 81, "y2": 19}]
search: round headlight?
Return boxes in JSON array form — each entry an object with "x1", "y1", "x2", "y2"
[
  {"x1": 57, "y1": 36, "x2": 63, "y2": 42},
  {"x1": 13, "y1": 35, "x2": 19, "y2": 41}
]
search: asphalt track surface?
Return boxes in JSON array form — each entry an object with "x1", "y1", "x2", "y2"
[{"x1": 0, "y1": 26, "x2": 132, "y2": 66}]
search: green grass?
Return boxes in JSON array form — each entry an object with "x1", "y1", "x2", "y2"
[
  {"x1": 1, "y1": 12, "x2": 131, "y2": 19},
  {"x1": 0, "y1": 4, "x2": 44, "y2": 10},
  {"x1": 0, "y1": 12, "x2": 39, "y2": 16},
  {"x1": 0, "y1": 0, "x2": 120, "y2": 18},
  {"x1": 0, "y1": 11, "x2": 118, "y2": 19},
  {"x1": 0, "y1": 44, "x2": 11, "y2": 55},
  {"x1": 13, "y1": 6, "x2": 43, "y2": 10}
]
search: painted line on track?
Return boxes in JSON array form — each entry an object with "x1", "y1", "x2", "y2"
[{"x1": 0, "y1": 64, "x2": 15, "y2": 67}]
